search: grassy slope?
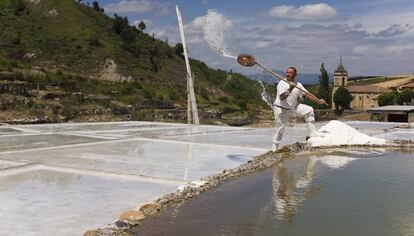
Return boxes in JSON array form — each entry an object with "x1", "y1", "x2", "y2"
[{"x1": 0, "y1": 0, "x2": 265, "y2": 116}]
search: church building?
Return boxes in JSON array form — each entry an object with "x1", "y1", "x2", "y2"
[{"x1": 331, "y1": 56, "x2": 390, "y2": 110}]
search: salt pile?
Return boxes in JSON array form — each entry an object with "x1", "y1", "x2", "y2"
[
  {"x1": 308, "y1": 120, "x2": 386, "y2": 147},
  {"x1": 177, "y1": 180, "x2": 208, "y2": 192}
]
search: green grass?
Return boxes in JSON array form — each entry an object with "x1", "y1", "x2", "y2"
[{"x1": 0, "y1": 0, "x2": 267, "y2": 118}]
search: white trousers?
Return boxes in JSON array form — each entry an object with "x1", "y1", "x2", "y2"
[{"x1": 272, "y1": 104, "x2": 315, "y2": 145}]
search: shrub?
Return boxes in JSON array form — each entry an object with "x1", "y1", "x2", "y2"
[
  {"x1": 89, "y1": 35, "x2": 100, "y2": 47},
  {"x1": 11, "y1": 0, "x2": 26, "y2": 15},
  {"x1": 142, "y1": 88, "x2": 154, "y2": 99},
  {"x1": 168, "y1": 89, "x2": 180, "y2": 101},
  {"x1": 397, "y1": 89, "x2": 414, "y2": 105},
  {"x1": 199, "y1": 87, "x2": 210, "y2": 100},
  {"x1": 378, "y1": 91, "x2": 398, "y2": 106}
]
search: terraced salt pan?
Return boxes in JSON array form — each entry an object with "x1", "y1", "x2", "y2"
[{"x1": 308, "y1": 120, "x2": 386, "y2": 147}]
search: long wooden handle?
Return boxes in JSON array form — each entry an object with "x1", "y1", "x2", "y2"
[
  {"x1": 255, "y1": 62, "x2": 328, "y2": 106},
  {"x1": 254, "y1": 62, "x2": 307, "y2": 94}
]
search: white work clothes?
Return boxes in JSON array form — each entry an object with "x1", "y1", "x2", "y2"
[
  {"x1": 274, "y1": 81, "x2": 307, "y2": 109},
  {"x1": 272, "y1": 80, "x2": 315, "y2": 147}
]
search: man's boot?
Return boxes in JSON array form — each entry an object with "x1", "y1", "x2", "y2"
[
  {"x1": 272, "y1": 142, "x2": 279, "y2": 152},
  {"x1": 307, "y1": 122, "x2": 321, "y2": 139}
]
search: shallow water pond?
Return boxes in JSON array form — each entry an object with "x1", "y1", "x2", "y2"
[{"x1": 134, "y1": 149, "x2": 414, "y2": 236}]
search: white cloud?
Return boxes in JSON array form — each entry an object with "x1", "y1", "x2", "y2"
[
  {"x1": 375, "y1": 24, "x2": 412, "y2": 37},
  {"x1": 155, "y1": 6, "x2": 171, "y2": 16},
  {"x1": 383, "y1": 44, "x2": 414, "y2": 54},
  {"x1": 350, "y1": 9, "x2": 414, "y2": 34},
  {"x1": 103, "y1": 0, "x2": 171, "y2": 16},
  {"x1": 353, "y1": 43, "x2": 414, "y2": 56},
  {"x1": 187, "y1": 15, "x2": 207, "y2": 32},
  {"x1": 155, "y1": 7, "x2": 414, "y2": 76},
  {"x1": 104, "y1": 0, "x2": 151, "y2": 13},
  {"x1": 269, "y1": 3, "x2": 338, "y2": 21},
  {"x1": 353, "y1": 23, "x2": 363, "y2": 29},
  {"x1": 187, "y1": 12, "x2": 233, "y2": 33},
  {"x1": 252, "y1": 41, "x2": 272, "y2": 49},
  {"x1": 351, "y1": 44, "x2": 376, "y2": 56},
  {"x1": 187, "y1": 35, "x2": 204, "y2": 44},
  {"x1": 149, "y1": 29, "x2": 167, "y2": 38}
]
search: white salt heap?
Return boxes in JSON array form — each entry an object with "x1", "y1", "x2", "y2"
[
  {"x1": 307, "y1": 120, "x2": 386, "y2": 147},
  {"x1": 177, "y1": 180, "x2": 208, "y2": 192}
]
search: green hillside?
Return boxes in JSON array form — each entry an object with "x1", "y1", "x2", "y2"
[{"x1": 0, "y1": 0, "x2": 265, "y2": 124}]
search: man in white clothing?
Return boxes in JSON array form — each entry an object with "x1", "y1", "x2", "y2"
[{"x1": 272, "y1": 67, "x2": 326, "y2": 151}]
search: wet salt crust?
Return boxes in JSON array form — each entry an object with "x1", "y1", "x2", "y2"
[
  {"x1": 86, "y1": 121, "x2": 413, "y2": 235},
  {"x1": 308, "y1": 120, "x2": 386, "y2": 147}
]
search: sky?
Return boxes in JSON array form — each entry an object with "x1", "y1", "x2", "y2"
[{"x1": 96, "y1": 0, "x2": 414, "y2": 77}]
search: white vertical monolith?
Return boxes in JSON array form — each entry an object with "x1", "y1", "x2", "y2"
[{"x1": 176, "y1": 5, "x2": 199, "y2": 125}]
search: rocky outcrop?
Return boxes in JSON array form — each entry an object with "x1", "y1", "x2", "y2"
[{"x1": 98, "y1": 58, "x2": 132, "y2": 82}]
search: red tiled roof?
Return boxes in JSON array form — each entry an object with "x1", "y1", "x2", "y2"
[
  {"x1": 347, "y1": 85, "x2": 390, "y2": 93},
  {"x1": 400, "y1": 81, "x2": 414, "y2": 89},
  {"x1": 389, "y1": 79, "x2": 414, "y2": 89}
]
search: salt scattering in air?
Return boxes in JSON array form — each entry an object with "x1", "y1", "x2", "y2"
[
  {"x1": 203, "y1": 10, "x2": 236, "y2": 59},
  {"x1": 258, "y1": 80, "x2": 274, "y2": 109},
  {"x1": 308, "y1": 120, "x2": 386, "y2": 147}
]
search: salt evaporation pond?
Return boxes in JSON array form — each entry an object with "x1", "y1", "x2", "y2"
[{"x1": 134, "y1": 149, "x2": 414, "y2": 236}]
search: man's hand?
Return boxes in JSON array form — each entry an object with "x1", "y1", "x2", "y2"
[
  {"x1": 280, "y1": 92, "x2": 289, "y2": 100},
  {"x1": 288, "y1": 81, "x2": 296, "y2": 90},
  {"x1": 319, "y1": 99, "x2": 328, "y2": 105}
]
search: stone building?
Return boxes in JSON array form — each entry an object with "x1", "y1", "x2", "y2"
[
  {"x1": 331, "y1": 56, "x2": 390, "y2": 110},
  {"x1": 347, "y1": 85, "x2": 390, "y2": 110}
]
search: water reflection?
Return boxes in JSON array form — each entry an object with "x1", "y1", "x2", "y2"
[
  {"x1": 326, "y1": 148, "x2": 385, "y2": 158},
  {"x1": 270, "y1": 153, "x2": 362, "y2": 223},
  {"x1": 135, "y1": 150, "x2": 414, "y2": 236},
  {"x1": 271, "y1": 156, "x2": 319, "y2": 223}
]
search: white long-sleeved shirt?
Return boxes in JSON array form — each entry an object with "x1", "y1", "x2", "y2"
[{"x1": 274, "y1": 80, "x2": 308, "y2": 109}]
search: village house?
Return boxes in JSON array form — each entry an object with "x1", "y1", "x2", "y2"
[{"x1": 389, "y1": 79, "x2": 414, "y2": 92}]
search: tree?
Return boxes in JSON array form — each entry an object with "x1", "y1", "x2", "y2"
[
  {"x1": 92, "y1": 1, "x2": 100, "y2": 11},
  {"x1": 138, "y1": 21, "x2": 146, "y2": 31},
  {"x1": 378, "y1": 91, "x2": 398, "y2": 106},
  {"x1": 174, "y1": 43, "x2": 183, "y2": 55},
  {"x1": 397, "y1": 89, "x2": 414, "y2": 105},
  {"x1": 333, "y1": 87, "x2": 353, "y2": 111},
  {"x1": 318, "y1": 63, "x2": 331, "y2": 107},
  {"x1": 113, "y1": 15, "x2": 129, "y2": 34}
]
